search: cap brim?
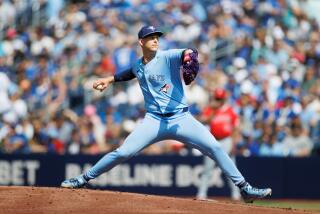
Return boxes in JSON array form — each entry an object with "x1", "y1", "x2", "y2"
[{"x1": 140, "y1": 31, "x2": 163, "y2": 39}]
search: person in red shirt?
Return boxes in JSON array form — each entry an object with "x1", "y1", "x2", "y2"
[{"x1": 197, "y1": 88, "x2": 241, "y2": 200}]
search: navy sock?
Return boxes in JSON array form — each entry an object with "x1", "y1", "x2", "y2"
[
  {"x1": 82, "y1": 174, "x2": 91, "y2": 182},
  {"x1": 237, "y1": 180, "x2": 248, "y2": 189}
]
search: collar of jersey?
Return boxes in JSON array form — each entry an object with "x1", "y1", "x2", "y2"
[{"x1": 140, "y1": 50, "x2": 160, "y2": 66}]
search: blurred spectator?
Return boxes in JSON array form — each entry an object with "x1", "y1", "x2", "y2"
[
  {"x1": 2, "y1": 123, "x2": 29, "y2": 154},
  {"x1": 0, "y1": 0, "x2": 16, "y2": 33},
  {"x1": 259, "y1": 123, "x2": 285, "y2": 157},
  {"x1": 113, "y1": 41, "x2": 136, "y2": 73},
  {"x1": 282, "y1": 118, "x2": 313, "y2": 157}
]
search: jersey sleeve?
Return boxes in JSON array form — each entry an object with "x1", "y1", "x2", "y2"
[{"x1": 114, "y1": 68, "x2": 136, "y2": 82}]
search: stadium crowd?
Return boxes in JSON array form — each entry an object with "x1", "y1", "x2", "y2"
[{"x1": 0, "y1": 0, "x2": 319, "y2": 157}]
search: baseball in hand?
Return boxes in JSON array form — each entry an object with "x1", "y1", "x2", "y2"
[{"x1": 96, "y1": 84, "x2": 104, "y2": 90}]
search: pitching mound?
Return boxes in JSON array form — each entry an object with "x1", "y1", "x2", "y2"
[{"x1": 0, "y1": 186, "x2": 314, "y2": 214}]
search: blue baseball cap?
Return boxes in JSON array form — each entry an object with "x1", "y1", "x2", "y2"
[{"x1": 138, "y1": 26, "x2": 163, "y2": 39}]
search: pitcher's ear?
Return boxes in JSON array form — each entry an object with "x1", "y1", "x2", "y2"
[{"x1": 139, "y1": 39, "x2": 143, "y2": 46}]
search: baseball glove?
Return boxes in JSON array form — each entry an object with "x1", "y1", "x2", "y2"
[{"x1": 182, "y1": 49, "x2": 199, "y2": 85}]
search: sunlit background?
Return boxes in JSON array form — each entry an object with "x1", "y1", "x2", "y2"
[{"x1": 0, "y1": 0, "x2": 320, "y2": 212}]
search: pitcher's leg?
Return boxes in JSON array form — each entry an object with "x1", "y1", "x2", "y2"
[
  {"x1": 228, "y1": 155, "x2": 241, "y2": 200},
  {"x1": 197, "y1": 156, "x2": 214, "y2": 199},
  {"x1": 173, "y1": 113, "x2": 245, "y2": 185},
  {"x1": 172, "y1": 113, "x2": 271, "y2": 203},
  {"x1": 84, "y1": 116, "x2": 161, "y2": 179},
  {"x1": 220, "y1": 138, "x2": 241, "y2": 200}
]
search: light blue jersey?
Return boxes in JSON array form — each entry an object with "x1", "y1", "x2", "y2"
[
  {"x1": 132, "y1": 49, "x2": 188, "y2": 114},
  {"x1": 83, "y1": 48, "x2": 245, "y2": 187}
]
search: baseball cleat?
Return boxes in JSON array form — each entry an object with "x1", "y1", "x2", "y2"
[
  {"x1": 240, "y1": 183, "x2": 272, "y2": 203},
  {"x1": 61, "y1": 175, "x2": 88, "y2": 189}
]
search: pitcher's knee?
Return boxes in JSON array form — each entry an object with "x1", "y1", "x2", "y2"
[{"x1": 114, "y1": 148, "x2": 134, "y2": 160}]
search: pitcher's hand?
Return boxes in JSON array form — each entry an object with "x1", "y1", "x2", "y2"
[{"x1": 93, "y1": 77, "x2": 112, "y2": 92}]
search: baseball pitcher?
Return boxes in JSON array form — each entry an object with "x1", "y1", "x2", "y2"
[{"x1": 61, "y1": 26, "x2": 271, "y2": 203}]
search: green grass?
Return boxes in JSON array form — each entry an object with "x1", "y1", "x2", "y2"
[{"x1": 253, "y1": 200, "x2": 320, "y2": 212}]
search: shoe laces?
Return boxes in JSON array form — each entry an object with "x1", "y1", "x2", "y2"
[
  {"x1": 244, "y1": 184, "x2": 265, "y2": 194},
  {"x1": 69, "y1": 177, "x2": 84, "y2": 186}
]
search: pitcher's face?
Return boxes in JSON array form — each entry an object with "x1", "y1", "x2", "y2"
[{"x1": 140, "y1": 35, "x2": 159, "y2": 52}]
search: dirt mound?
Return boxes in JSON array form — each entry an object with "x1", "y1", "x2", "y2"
[{"x1": 0, "y1": 186, "x2": 314, "y2": 214}]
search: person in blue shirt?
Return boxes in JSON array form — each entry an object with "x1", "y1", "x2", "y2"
[{"x1": 61, "y1": 26, "x2": 271, "y2": 203}]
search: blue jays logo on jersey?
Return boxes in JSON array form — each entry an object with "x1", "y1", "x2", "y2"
[{"x1": 159, "y1": 84, "x2": 170, "y2": 93}]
